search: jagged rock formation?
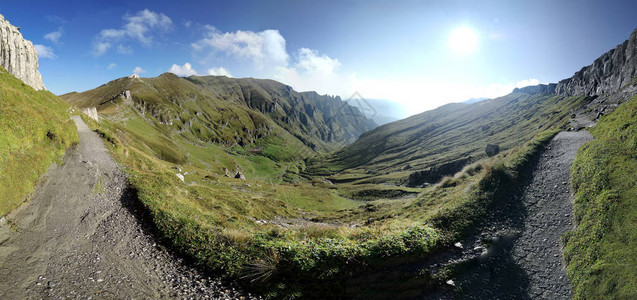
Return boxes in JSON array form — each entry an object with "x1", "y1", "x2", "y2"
[
  {"x1": 556, "y1": 29, "x2": 637, "y2": 96},
  {"x1": 0, "y1": 14, "x2": 45, "y2": 90}
]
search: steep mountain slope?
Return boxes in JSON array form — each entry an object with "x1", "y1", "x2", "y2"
[
  {"x1": 313, "y1": 90, "x2": 586, "y2": 185},
  {"x1": 315, "y1": 28, "x2": 637, "y2": 187},
  {"x1": 0, "y1": 67, "x2": 77, "y2": 216},
  {"x1": 62, "y1": 73, "x2": 375, "y2": 154},
  {"x1": 0, "y1": 13, "x2": 76, "y2": 216}
]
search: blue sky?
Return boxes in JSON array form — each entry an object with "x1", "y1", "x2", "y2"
[{"x1": 2, "y1": 0, "x2": 636, "y2": 115}]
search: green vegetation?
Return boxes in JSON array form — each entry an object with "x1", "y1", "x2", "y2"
[
  {"x1": 81, "y1": 113, "x2": 446, "y2": 297},
  {"x1": 70, "y1": 72, "x2": 603, "y2": 298},
  {"x1": 0, "y1": 67, "x2": 78, "y2": 216},
  {"x1": 564, "y1": 95, "x2": 637, "y2": 299},
  {"x1": 311, "y1": 91, "x2": 586, "y2": 186},
  {"x1": 62, "y1": 73, "x2": 375, "y2": 155}
]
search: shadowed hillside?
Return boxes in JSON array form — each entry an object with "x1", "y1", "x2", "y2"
[{"x1": 311, "y1": 29, "x2": 637, "y2": 188}]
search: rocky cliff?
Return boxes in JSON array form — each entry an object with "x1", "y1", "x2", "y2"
[
  {"x1": 513, "y1": 83, "x2": 557, "y2": 94},
  {"x1": 0, "y1": 14, "x2": 45, "y2": 90},
  {"x1": 556, "y1": 28, "x2": 637, "y2": 97}
]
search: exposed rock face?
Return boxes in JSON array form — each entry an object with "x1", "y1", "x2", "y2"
[
  {"x1": 0, "y1": 14, "x2": 45, "y2": 90},
  {"x1": 556, "y1": 29, "x2": 637, "y2": 97},
  {"x1": 513, "y1": 84, "x2": 557, "y2": 95},
  {"x1": 82, "y1": 107, "x2": 99, "y2": 122}
]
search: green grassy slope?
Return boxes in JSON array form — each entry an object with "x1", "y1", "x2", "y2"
[
  {"x1": 0, "y1": 67, "x2": 78, "y2": 216},
  {"x1": 564, "y1": 95, "x2": 637, "y2": 299},
  {"x1": 310, "y1": 88, "x2": 588, "y2": 186},
  {"x1": 62, "y1": 73, "x2": 375, "y2": 154},
  {"x1": 76, "y1": 93, "x2": 572, "y2": 298}
]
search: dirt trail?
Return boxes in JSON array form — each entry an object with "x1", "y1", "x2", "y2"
[
  {"x1": 452, "y1": 131, "x2": 593, "y2": 299},
  {"x1": 0, "y1": 116, "x2": 257, "y2": 299}
]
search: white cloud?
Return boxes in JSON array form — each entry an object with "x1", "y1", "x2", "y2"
[
  {"x1": 184, "y1": 20, "x2": 192, "y2": 28},
  {"x1": 92, "y1": 9, "x2": 172, "y2": 56},
  {"x1": 192, "y1": 27, "x2": 288, "y2": 67},
  {"x1": 295, "y1": 48, "x2": 341, "y2": 74},
  {"x1": 273, "y1": 48, "x2": 349, "y2": 96},
  {"x1": 44, "y1": 28, "x2": 63, "y2": 43},
  {"x1": 207, "y1": 67, "x2": 232, "y2": 77},
  {"x1": 92, "y1": 42, "x2": 111, "y2": 56},
  {"x1": 116, "y1": 44, "x2": 133, "y2": 55},
  {"x1": 514, "y1": 78, "x2": 540, "y2": 88},
  {"x1": 132, "y1": 66, "x2": 146, "y2": 74},
  {"x1": 168, "y1": 62, "x2": 198, "y2": 77},
  {"x1": 34, "y1": 44, "x2": 57, "y2": 59},
  {"x1": 107, "y1": 63, "x2": 117, "y2": 70}
]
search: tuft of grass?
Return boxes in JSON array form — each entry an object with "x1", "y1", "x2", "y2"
[
  {"x1": 563, "y1": 95, "x2": 637, "y2": 299},
  {"x1": 91, "y1": 175, "x2": 105, "y2": 194},
  {"x1": 0, "y1": 67, "x2": 78, "y2": 216}
]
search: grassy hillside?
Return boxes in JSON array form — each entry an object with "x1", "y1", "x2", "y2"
[
  {"x1": 564, "y1": 95, "x2": 637, "y2": 299},
  {"x1": 0, "y1": 67, "x2": 78, "y2": 216},
  {"x1": 73, "y1": 75, "x2": 577, "y2": 298},
  {"x1": 310, "y1": 89, "x2": 588, "y2": 186},
  {"x1": 63, "y1": 73, "x2": 375, "y2": 154}
]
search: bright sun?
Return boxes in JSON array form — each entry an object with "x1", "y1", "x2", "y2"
[{"x1": 449, "y1": 26, "x2": 478, "y2": 54}]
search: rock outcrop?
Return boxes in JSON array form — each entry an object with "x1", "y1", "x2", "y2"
[
  {"x1": 485, "y1": 144, "x2": 500, "y2": 157},
  {"x1": 234, "y1": 171, "x2": 246, "y2": 181},
  {"x1": 556, "y1": 29, "x2": 637, "y2": 97},
  {"x1": 513, "y1": 84, "x2": 557, "y2": 95},
  {"x1": 0, "y1": 14, "x2": 45, "y2": 90},
  {"x1": 82, "y1": 107, "x2": 99, "y2": 122}
]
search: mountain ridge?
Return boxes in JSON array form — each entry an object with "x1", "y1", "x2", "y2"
[
  {"x1": 313, "y1": 27, "x2": 637, "y2": 187},
  {"x1": 62, "y1": 73, "x2": 376, "y2": 155}
]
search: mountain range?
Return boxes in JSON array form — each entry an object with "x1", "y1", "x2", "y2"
[{"x1": 0, "y1": 11, "x2": 635, "y2": 300}]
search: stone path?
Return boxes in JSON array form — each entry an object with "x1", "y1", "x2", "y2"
[{"x1": 453, "y1": 131, "x2": 593, "y2": 299}]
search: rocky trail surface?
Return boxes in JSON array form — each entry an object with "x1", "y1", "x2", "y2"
[
  {"x1": 450, "y1": 131, "x2": 594, "y2": 299},
  {"x1": 0, "y1": 116, "x2": 258, "y2": 299}
]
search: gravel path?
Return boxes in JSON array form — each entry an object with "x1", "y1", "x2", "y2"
[
  {"x1": 453, "y1": 131, "x2": 593, "y2": 299},
  {"x1": 0, "y1": 116, "x2": 258, "y2": 299}
]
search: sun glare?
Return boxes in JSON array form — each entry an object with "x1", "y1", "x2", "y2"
[{"x1": 449, "y1": 26, "x2": 478, "y2": 54}]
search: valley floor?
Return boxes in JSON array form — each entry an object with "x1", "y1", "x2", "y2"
[
  {"x1": 0, "y1": 116, "x2": 256, "y2": 299},
  {"x1": 453, "y1": 131, "x2": 593, "y2": 299}
]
